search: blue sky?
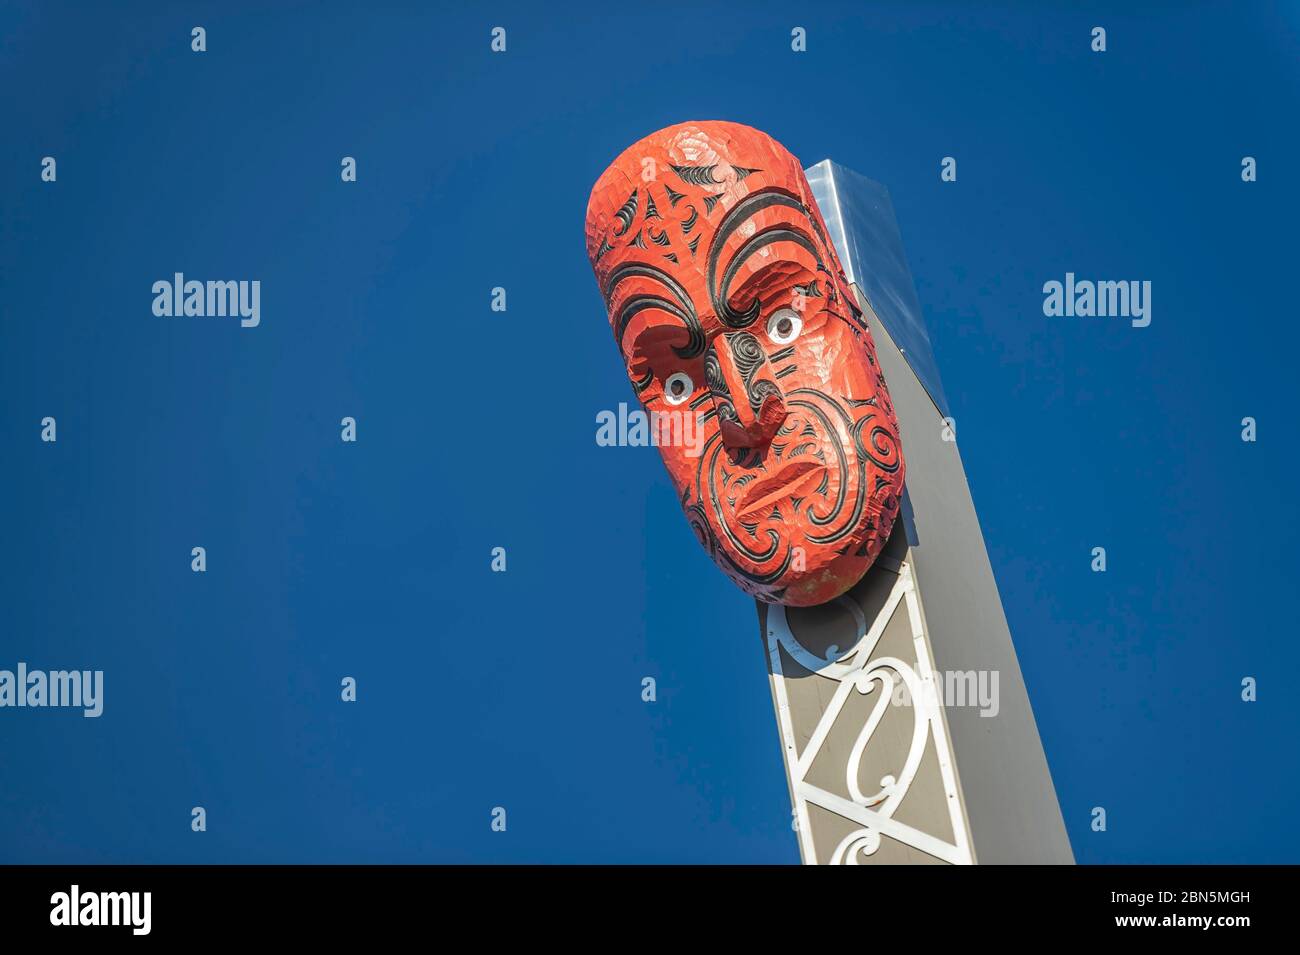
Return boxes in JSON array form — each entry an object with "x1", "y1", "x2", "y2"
[{"x1": 1, "y1": 1, "x2": 1297, "y2": 863}]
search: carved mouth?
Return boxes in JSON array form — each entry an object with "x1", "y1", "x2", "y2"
[{"x1": 734, "y1": 459, "x2": 826, "y2": 520}]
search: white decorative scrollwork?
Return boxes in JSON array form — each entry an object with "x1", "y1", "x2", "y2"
[{"x1": 766, "y1": 560, "x2": 974, "y2": 865}]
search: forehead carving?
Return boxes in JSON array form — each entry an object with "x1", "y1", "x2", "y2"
[{"x1": 586, "y1": 122, "x2": 861, "y2": 355}]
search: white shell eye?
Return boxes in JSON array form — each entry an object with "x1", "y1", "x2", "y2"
[
  {"x1": 766, "y1": 307, "x2": 802, "y2": 345},
  {"x1": 663, "y1": 372, "x2": 693, "y2": 405}
]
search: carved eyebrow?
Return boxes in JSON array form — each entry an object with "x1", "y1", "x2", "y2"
[
  {"x1": 707, "y1": 188, "x2": 830, "y2": 329},
  {"x1": 604, "y1": 261, "x2": 706, "y2": 360},
  {"x1": 617, "y1": 295, "x2": 699, "y2": 364},
  {"x1": 704, "y1": 195, "x2": 865, "y2": 332}
]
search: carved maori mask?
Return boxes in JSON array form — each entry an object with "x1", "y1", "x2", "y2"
[{"x1": 586, "y1": 121, "x2": 906, "y2": 606}]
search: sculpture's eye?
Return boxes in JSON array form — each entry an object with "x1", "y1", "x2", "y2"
[
  {"x1": 663, "y1": 372, "x2": 693, "y2": 405},
  {"x1": 767, "y1": 307, "x2": 802, "y2": 346}
]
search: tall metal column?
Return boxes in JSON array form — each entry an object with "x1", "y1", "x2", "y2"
[{"x1": 760, "y1": 161, "x2": 1074, "y2": 865}]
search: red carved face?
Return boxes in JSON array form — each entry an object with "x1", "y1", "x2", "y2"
[{"x1": 585, "y1": 121, "x2": 905, "y2": 606}]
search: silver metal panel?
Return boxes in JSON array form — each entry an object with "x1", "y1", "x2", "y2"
[{"x1": 805, "y1": 159, "x2": 949, "y2": 416}]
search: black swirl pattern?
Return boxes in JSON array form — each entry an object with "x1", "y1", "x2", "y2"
[
  {"x1": 682, "y1": 205, "x2": 699, "y2": 234},
  {"x1": 706, "y1": 189, "x2": 831, "y2": 329},
  {"x1": 685, "y1": 386, "x2": 902, "y2": 592},
  {"x1": 604, "y1": 261, "x2": 706, "y2": 360},
  {"x1": 851, "y1": 414, "x2": 901, "y2": 473},
  {"x1": 724, "y1": 332, "x2": 780, "y2": 414},
  {"x1": 613, "y1": 190, "x2": 638, "y2": 237},
  {"x1": 671, "y1": 164, "x2": 723, "y2": 186},
  {"x1": 703, "y1": 349, "x2": 738, "y2": 425}
]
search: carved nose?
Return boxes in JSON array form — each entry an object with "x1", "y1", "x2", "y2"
[{"x1": 705, "y1": 332, "x2": 787, "y2": 449}]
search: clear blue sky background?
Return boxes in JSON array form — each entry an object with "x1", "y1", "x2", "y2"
[{"x1": 2, "y1": 1, "x2": 1297, "y2": 863}]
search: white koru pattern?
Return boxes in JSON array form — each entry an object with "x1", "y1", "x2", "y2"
[{"x1": 766, "y1": 557, "x2": 974, "y2": 865}]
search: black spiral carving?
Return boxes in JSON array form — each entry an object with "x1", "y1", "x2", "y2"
[
  {"x1": 728, "y1": 332, "x2": 780, "y2": 414},
  {"x1": 703, "y1": 349, "x2": 738, "y2": 425},
  {"x1": 728, "y1": 332, "x2": 764, "y2": 375},
  {"x1": 684, "y1": 501, "x2": 717, "y2": 558},
  {"x1": 851, "y1": 414, "x2": 901, "y2": 473},
  {"x1": 749, "y1": 378, "x2": 782, "y2": 413},
  {"x1": 696, "y1": 434, "x2": 792, "y2": 584}
]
